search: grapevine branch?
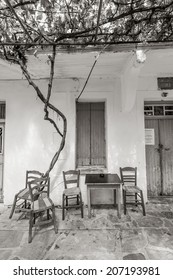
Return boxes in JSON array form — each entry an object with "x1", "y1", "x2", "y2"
[{"x1": 15, "y1": 48, "x2": 67, "y2": 175}]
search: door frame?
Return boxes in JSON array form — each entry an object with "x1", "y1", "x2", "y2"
[
  {"x1": 0, "y1": 122, "x2": 5, "y2": 203},
  {"x1": 144, "y1": 101, "x2": 173, "y2": 196}
]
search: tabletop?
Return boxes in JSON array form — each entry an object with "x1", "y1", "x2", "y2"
[{"x1": 85, "y1": 173, "x2": 121, "y2": 184}]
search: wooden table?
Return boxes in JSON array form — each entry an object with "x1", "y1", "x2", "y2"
[{"x1": 85, "y1": 173, "x2": 122, "y2": 218}]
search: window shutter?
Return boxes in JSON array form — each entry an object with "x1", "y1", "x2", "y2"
[
  {"x1": 91, "y1": 103, "x2": 105, "y2": 166},
  {"x1": 76, "y1": 103, "x2": 90, "y2": 166},
  {"x1": 76, "y1": 102, "x2": 106, "y2": 167}
]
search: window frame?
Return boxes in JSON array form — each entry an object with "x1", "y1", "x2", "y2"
[
  {"x1": 144, "y1": 102, "x2": 173, "y2": 118},
  {"x1": 75, "y1": 101, "x2": 106, "y2": 171}
]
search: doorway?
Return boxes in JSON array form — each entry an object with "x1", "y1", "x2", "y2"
[
  {"x1": 0, "y1": 102, "x2": 5, "y2": 203},
  {"x1": 145, "y1": 102, "x2": 173, "y2": 197}
]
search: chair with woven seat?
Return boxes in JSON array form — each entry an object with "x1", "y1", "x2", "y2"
[
  {"x1": 120, "y1": 167, "x2": 146, "y2": 216},
  {"x1": 62, "y1": 170, "x2": 83, "y2": 220},
  {"x1": 9, "y1": 170, "x2": 44, "y2": 219},
  {"x1": 28, "y1": 174, "x2": 58, "y2": 243}
]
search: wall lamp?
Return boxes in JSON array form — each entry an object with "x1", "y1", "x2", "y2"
[{"x1": 161, "y1": 92, "x2": 168, "y2": 98}]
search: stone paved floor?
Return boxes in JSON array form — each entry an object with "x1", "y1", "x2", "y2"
[{"x1": 0, "y1": 197, "x2": 173, "y2": 260}]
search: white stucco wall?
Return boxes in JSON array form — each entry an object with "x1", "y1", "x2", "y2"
[
  {"x1": 0, "y1": 75, "x2": 147, "y2": 206},
  {"x1": 0, "y1": 79, "x2": 75, "y2": 205},
  {"x1": 1, "y1": 49, "x2": 173, "y2": 207}
]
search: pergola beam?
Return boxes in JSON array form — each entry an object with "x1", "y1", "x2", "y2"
[{"x1": 1, "y1": 40, "x2": 173, "y2": 47}]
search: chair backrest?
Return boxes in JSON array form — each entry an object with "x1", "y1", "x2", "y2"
[
  {"x1": 25, "y1": 170, "x2": 44, "y2": 188},
  {"x1": 63, "y1": 170, "x2": 80, "y2": 189},
  {"x1": 28, "y1": 174, "x2": 50, "y2": 202},
  {"x1": 120, "y1": 167, "x2": 137, "y2": 186}
]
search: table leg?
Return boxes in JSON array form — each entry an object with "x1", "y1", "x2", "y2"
[
  {"x1": 113, "y1": 190, "x2": 116, "y2": 207},
  {"x1": 117, "y1": 186, "x2": 121, "y2": 219},
  {"x1": 87, "y1": 187, "x2": 91, "y2": 218}
]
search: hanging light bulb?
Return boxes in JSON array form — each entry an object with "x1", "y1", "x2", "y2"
[{"x1": 136, "y1": 49, "x2": 147, "y2": 63}]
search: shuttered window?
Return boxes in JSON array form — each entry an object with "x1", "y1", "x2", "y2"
[
  {"x1": 76, "y1": 102, "x2": 106, "y2": 167},
  {"x1": 0, "y1": 103, "x2": 5, "y2": 119}
]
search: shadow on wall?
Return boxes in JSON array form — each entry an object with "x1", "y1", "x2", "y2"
[{"x1": 109, "y1": 144, "x2": 138, "y2": 173}]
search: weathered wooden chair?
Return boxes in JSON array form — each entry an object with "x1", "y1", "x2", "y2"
[
  {"x1": 9, "y1": 170, "x2": 44, "y2": 219},
  {"x1": 62, "y1": 170, "x2": 83, "y2": 220},
  {"x1": 28, "y1": 174, "x2": 58, "y2": 243},
  {"x1": 120, "y1": 167, "x2": 146, "y2": 216}
]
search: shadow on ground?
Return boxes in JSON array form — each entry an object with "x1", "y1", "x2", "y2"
[{"x1": 0, "y1": 197, "x2": 173, "y2": 260}]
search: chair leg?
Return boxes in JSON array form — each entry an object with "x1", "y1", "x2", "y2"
[
  {"x1": 52, "y1": 205, "x2": 58, "y2": 234},
  {"x1": 62, "y1": 194, "x2": 65, "y2": 220},
  {"x1": 24, "y1": 199, "x2": 27, "y2": 209},
  {"x1": 66, "y1": 196, "x2": 68, "y2": 207},
  {"x1": 81, "y1": 203, "x2": 84, "y2": 218},
  {"x1": 135, "y1": 193, "x2": 138, "y2": 206},
  {"x1": 140, "y1": 190, "x2": 146, "y2": 216},
  {"x1": 9, "y1": 194, "x2": 18, "y2": 219},
  {"x1": 79, "y1": 193, "x2": 84, "y2": 218},
  {"x1": 47, "y1": 209, "x2": 50, "y2": 220},
  {"x1": 28, "y1": 211, "x2": 34, "y2": 243},
  {"x1": 33, "y1": 213, "x2": 36, "y2": 224},
  {"x1": 123, "y1": 190, "x2": 127, "y2": 215},
  {"x1": 77, "y1": 195, "x2": 79, "y2": 205}
]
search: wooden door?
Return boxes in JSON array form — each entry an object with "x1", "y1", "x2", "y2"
[
  {"x1": 160, "y1": 119, "x2": 173, "y2": 195},
  {"x1": 0, "y1": 123, "x2": 4, "y2": 202},
  {"x1": 145, "y1": 118, "x2": 173, "y2": 196},
  {"x1": 145, "y1": 119, "x2": 161, "y2": 196}
]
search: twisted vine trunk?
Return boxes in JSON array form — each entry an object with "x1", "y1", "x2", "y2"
[{"x1": 18, "y1": 46, "x2": 67, "y2": 176}]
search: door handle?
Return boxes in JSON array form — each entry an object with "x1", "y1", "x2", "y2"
[
  {"x1": 165, "y1": 148, "x2": 170, "y2": 151},
  {"x1": 156, "y1": 144, "x2": 164, "y2": 153}
]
